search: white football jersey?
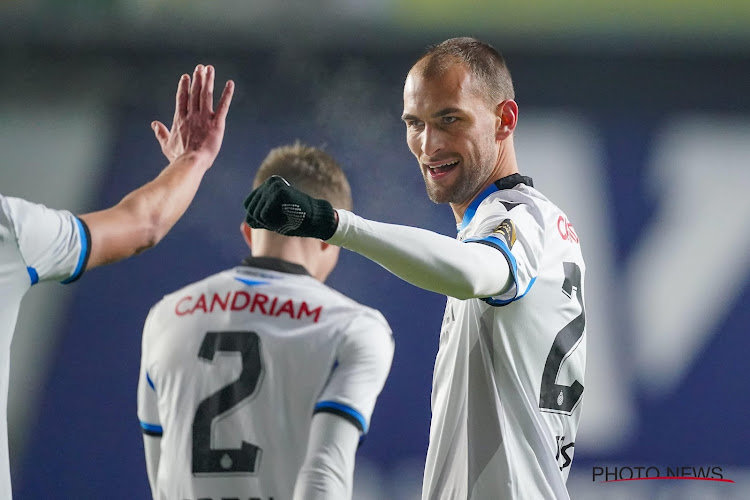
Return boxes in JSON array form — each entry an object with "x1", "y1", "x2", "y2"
[
  {"x1": 0, "y1": 194, "x2": 88, "y2": 499},
  {"x1": 422, "y1": 175, "x2": 586, "y2": 500},
  {"x1": 138, "y1": 257, "x2": 394, "y2": 500}
]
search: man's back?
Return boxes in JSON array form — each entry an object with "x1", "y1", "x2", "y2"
[
  {"x1": 138, "y1": 257, "x2": 393, "y2": 500},
  {"x1": 424, "y1": 177, "x2": 586, "y2": 499}
]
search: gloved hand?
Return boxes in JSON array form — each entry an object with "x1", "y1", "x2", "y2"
[{"x1": 243, "y1": 175, "x2": 338, "y2": 240}]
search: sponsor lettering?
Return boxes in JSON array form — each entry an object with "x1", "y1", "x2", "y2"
[
  {"x1": 555, "y1": 435, "x2": 575, "y2": 471},
  {"x1": 557, "y1": 215, "x2": 579, "y2": 243},
  {"x1": 175, "y1": 291, "x2": 322, "y2": 323}
]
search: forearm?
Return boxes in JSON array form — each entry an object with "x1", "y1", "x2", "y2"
[
  {"x1": 80, "y1": 152, "x2": 210, "y2": 269},
  {"x1": 143, "y1": 435, "x2": 161, "y2": 499},
  {"x1": 117, "y1": 152, "x2": 210, "y2": 242},
  {"x1": 293, "y1": 413, "x2": 359, "y2": 500},
  {"x1": 328, "y1": 210, "x2": 512, "y2": 299}
]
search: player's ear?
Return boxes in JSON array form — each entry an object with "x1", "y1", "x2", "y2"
[
  {"x1": 240, "y1": 222, "x2": 252, "y2": 248},
  {"x1": 495, "y1": 99, "x2": 518, "y2": 140}
]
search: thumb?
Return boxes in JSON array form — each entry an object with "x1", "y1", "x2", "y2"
[{"x1": 151, "y1": 121, "x2": 169, "y2": 145}]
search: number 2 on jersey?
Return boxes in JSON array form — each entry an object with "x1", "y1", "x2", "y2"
[
  {"x1": 539, "y1": 262, "x2": 585, "y2": 414},
  {"x1": 192, "y1": 330, "x2": 263, "y2": 475}
]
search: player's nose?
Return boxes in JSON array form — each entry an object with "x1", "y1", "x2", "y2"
[{"x1": 421, "y1": 124, "x2": 444, "y2": 157}]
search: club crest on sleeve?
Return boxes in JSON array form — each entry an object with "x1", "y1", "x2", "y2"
[{"x1": 492, "y1": 218, "x2": 516, "y2": 249}]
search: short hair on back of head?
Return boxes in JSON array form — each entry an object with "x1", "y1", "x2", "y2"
[
  {"x1": 253, "y1": 141, "x2": 353, "y2": 211},
  {"x1": 414, "y1": 37, "x2": 515, "y2": 106}
]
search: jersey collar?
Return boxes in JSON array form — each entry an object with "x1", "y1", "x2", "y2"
[
  {"x1": 494, "y1": 172, "x2": 534, "y2": 191},
  {"x1": 457, "y1": 173, "x2": 534, "y2": 232},
  {"x1": 241, "y1": 256, "x2": 311, "y2": 276}
]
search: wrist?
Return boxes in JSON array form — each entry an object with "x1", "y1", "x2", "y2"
[
  {"x1": 173, "y1": 150, "x2": 214, "y2": 171},
  {"x1": 325, "y1": 209, "x2": 348, "y2": 246},
  {"x1": 310, "y1": 198, "x2": 338, "y2": 240}
]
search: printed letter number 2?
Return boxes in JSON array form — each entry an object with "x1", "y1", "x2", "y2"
[
  {"x1": 192, "y1": 330, "x2": 263, "y2": 475},
  {"x1": 539, "y1": 262, "x2": 585, "y2": 414}
]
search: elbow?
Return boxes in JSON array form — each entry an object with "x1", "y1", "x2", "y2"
[
  {"x1": 140, "y1": 216, "x2": 168, "y2": 252},
  {"x1": 445, "y1": 270, "x2": 510, "y2": 301},
  {"x1": 132, "y1": 212, "x2": 168, "y2": 255},
  {"x1": 450, "y1": 282, "x2": 480, "y2": 301},
  {"x1": 116, "y1": 196, "x2": 169, "y2": 254},
  {"x1": 440, "y1": 276, "x2": 487, "y2": 300},
  {"x1": 295, "y1": 461, "x2": 347, "y2": 499},
  {"x1": 138, "y1": 231, "x2": 159, "y2": 254}
]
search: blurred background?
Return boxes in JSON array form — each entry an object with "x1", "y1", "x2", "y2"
[{"x1": 1, "y1": 1, "x2": 749, "y2": 498}]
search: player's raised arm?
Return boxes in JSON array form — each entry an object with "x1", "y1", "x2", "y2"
[
  {"x1": 243, "y1": 178, "x2": 512, "y2": 300},
  {"x1": 79, "y1": 64, "x2": 234, "y2": 270}
]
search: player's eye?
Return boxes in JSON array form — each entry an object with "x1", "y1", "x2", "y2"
[
  {"x1": 442, "y1": 116, "x2": 458, "y2": 124},
  {"x1": 406, "y1": 119, "x2": 424, "y2": 129}
]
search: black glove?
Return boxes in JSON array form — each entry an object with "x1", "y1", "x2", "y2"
[{"x1": 243, "y1": 175, "x2": 338, "y2": 240}]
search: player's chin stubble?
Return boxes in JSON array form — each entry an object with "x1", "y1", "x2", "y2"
[{"x1": 422, "y1": 164, "x2": 486, "y2": 205}]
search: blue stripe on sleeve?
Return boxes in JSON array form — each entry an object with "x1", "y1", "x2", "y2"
[
  {"x1": 464, "y1": 235, "x2": 537, "y2": 306},
  {"x1": 482, "y1": 277, "x2": 537, "y2": 307},
  {"x1": 139, "y1": 421, "x2": 163, "y2": 436},
  {"x1": 27, "y1": 266, "x2": 39, "y2": 286},
  {"x1": 469, "y1": 235, "x2": 517, "y2": 274},
  {"x1": 61, "y1": 217, "x2": 88, "y2": 284},
  {"x1": 314, "y1": 400, "x2": 368, "y2": 433}
]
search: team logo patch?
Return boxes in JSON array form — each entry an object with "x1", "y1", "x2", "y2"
[{"x1": 492, "y1": 218, "x2": 516, "y2": 249}]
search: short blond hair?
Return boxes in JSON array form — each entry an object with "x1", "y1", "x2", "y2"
[{"x1": 254, "y1": 142, "x2": 352, "y2": 211}]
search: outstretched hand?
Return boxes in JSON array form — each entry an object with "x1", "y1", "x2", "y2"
[
  {"x1": 153, "y1": 64, "x2": 234, "y2": 165},
  {"x1": 243, "y1": 176, "x2": 339, "y2": 240}
]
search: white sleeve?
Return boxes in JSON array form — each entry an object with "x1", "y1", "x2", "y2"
[
  {"x1": 137, "y1": 309, "x2": 163, "y2": 497},
  {"x1": 462, "y1": 197, "x2": 545, "y2": 305},
  {"x1": 314, "y1": 313, "x2": 393, "y2": 436},
  {"x1": 137, "y1": 309, "x2": 163, "y2": 438},
  {"x1": 292, "y1": 412, "x2": 360, "y2": 500},
  {"x1": 327, "y1": 209, "x2": 512, "y2": 299},
  {"x1": 142, "y1": 435, "x2": 161, "y2": 499},
  {"x1": 1, "y1": 195, "x2": 89, "y2": 284}
]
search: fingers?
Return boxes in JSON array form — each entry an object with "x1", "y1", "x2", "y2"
[
  {"x1": 182, "y1": 64, "x2": 232, "y2": 120},
  {"x1": 189, "y1": 64, "x2": 204, "y2": 113},
  {"x1": 245, "y1": 215, "x2": 269, "y2": 230},
  {"x1": 174, "y1": 74, "x2": 190, "y2": 121},
  {"x1": 215, "y1": 80, "x2": 235, "y2": 125},
  {"x1": 243, "y1": 180, "x2": 291, "y2": 232},
  {"x1": 151, "y1": 121, "x2": 170, "y2": 146},
  {"x1": 244, "y1": 187, "x2": 274, "y2": 228},
  {"x1": 243, "y1": 189, "x2": 261, "y2": 215},
  {"x1": 201, "y1": 65, "x2": 215, "y2": 113}
]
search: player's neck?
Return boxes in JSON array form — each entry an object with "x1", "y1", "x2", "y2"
[
  {"x1": 450, "y1": 141, "x2": 518, "y2": 223},
  {"x1": 251, "y1": 234, "x2": 306, "y2": 269},
  {"x1": 450, "y1": 156, "x2": 519, "y2": 224}
]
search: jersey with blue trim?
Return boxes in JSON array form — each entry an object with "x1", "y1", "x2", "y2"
[
  {"x1": 422, "y1": 175, "x2": 586, "y2": 500},
  {"x1": 137, "y1": 257, "x2": 393, "y2": 500},
  {"x1": 0, "y1": 194, "x2": 88, "y2": 499}
]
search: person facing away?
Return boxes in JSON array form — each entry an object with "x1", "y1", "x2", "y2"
[
  {"x1": 0, "y1": 64, "x2": 233, "y2": 499},
  {"x1": 243, "y1": 38, "x2": 587, "y2": 500},
  {"x1": 137, "y1": 143, "x2": 394, "y2": 500}
]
